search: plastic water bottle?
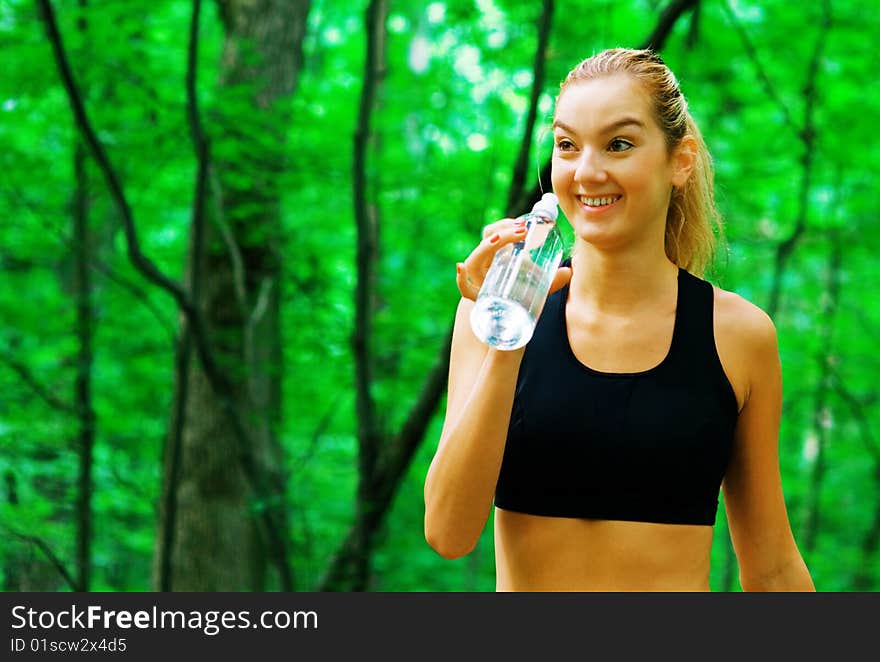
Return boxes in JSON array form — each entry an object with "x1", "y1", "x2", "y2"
[{"x1": 470, "y1": 193, "x2": 565, "y2": 350}]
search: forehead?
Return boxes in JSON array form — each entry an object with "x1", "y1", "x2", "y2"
[{"x1": 554, "y1": 74, "x2": 654, "y2": 130}]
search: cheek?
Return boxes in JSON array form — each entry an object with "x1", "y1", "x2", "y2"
[
  {"x1": 550, "y1": 158, "x2": 562, "y2": 185},
  {"x1": 621, "y1": 163, "x2": 661, "y2": 195},
  {"x1": 550, "y1": 157, "x2": 570, "y2": 191}
]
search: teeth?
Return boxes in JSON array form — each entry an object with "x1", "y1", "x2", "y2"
[{"x1": 580, "y1": 195, "x2": 620, "y2": 207}]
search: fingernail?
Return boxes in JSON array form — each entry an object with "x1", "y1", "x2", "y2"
[
  {"x1": 489, "y1": 233, "x2": 500, "y2": 244},
  {"x1": 456, "y1": 263, "x2": 463, "y2": 274},
  {"x1": 514, "y1": 226, "x2": 527, "y2": 234}
]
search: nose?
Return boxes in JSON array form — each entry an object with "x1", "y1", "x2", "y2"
[{"x1": 573, "y1": 148, "x2": 608, "y2": 184}]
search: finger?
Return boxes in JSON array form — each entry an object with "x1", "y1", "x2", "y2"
[
  {"x1": 461, "y1": 224, "x2": 530, "y2": 299},
  {"x1": 481, "y1": 217, "x2": 524, "y2": 239},
  {"x1": 461, "y1": 234, "x2": 502, "y2": 284},
  {"x1": 471, "y1": 223, "x2": 528, "y2": 265},
  {"x1": 548, "y1": 266, "x2": 572, "y2": 294},
  {"x1": 456, "y1": 262, "x2": 480, "y2": 301}
]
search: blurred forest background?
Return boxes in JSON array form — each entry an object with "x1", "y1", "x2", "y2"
[{"x1": 1, "y1": 0, "x2": 878, "y2": 592}]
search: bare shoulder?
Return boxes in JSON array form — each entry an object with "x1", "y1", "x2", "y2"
[
  {"x1": 712, "y1": 285, "x2": 780, "y2": 411},
  {"x1": 713, "y1": 286, "x2": 778, "y2": 348}
]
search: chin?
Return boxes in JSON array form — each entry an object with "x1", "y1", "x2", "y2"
[{"x1": 571, "y1": 225, "x2": 625, "y2": 252}]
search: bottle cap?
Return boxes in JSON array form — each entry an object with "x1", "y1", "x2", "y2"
[{"x1": 531, "y1": 192, "x2": 559, "y2": 221}]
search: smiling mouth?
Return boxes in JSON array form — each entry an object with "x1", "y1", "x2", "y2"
[{"x1": 578, "y1": 195, "x2": 622, "y2": 208}]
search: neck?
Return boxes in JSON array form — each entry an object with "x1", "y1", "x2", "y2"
[{"x1": 568, "y1": 241, "x2": 679, "y2": 314}]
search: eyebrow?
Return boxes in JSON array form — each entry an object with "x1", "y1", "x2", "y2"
[{"x1": 552, "y1": 117, "x2": 646, "y2": 134}]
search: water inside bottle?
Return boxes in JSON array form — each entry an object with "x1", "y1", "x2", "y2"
[{"x1": 470, "y1": 257, "x2": 554, "y2": 350}]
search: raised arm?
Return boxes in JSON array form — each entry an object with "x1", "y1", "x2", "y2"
[
  {"x1": 424, "y1": 217, "x2": 571, "y2": 559},
  {"x1": 423, "y1": 297, "x2": 524, "y2": 559}
]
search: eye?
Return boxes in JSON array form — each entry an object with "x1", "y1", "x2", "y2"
[
  {"x1": 608, "y1": 138, "x2": 634, "y2": 153},
  {"x1": 554, "y1": 137, "x2": 576, "y2": 152}
]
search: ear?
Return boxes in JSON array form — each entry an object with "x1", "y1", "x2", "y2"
[{"x1": 670, "y1": 134, "x2": 697, "y2": 188}]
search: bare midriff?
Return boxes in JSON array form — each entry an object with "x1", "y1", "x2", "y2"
[{"x1": 494, "y1": 507, "x2": 715, "y2": 592}]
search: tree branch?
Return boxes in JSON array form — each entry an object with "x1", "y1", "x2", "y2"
[
  {"x1": 8, "y1": 529, "x2": 79, "y2": 591},
  {"x1": 766, "y1": 0, "x2": 831, "y2": 319},
  {"x1": 374, "y1": 325, "x2": 454, "y2": 495},
  {"x1": 89, "y1": 259, "x2": 177, "y2": 342},
  {"x1": 156, "y1": 327, "x2": 191, "y2": 592},
  {"x1": 0, "y1": 182, "x2": 176, "y2": 339},
  {"x1": 292, "y1": 391, "x2": 346, "y2": 472},
  {"x1": 209, "y1": 165, "x2": 249, "y2": 312},
  {"x1": 0, "y1": 350, "x2": 77, "y2": 415},
  {"x1": 829, "y1": 369, "x2": 879, "y2": 464},
  {"x1": 800, "y1": 229, "x2": 841, "y2": 553},
  {"x1": 721, "y1": 0, "x2": 798, "y2": 131},
  {"x1": 35, "y1": 0, "x2": 189, "y2": 310},
  {"x1": 643, "y1": 0, "x2": 699, "y2": 51},
  {"x1": 505, "y1": 0, "x2": 554, "y2": 216}
]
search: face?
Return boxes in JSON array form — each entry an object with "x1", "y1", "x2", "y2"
[{"x1": 551, "y1": 73, "x2": 694, "y2": 254}]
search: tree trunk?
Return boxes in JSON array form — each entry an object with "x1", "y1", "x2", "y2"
[
  {"x1": 165, "y1": 0, "x2": 310, "y2": 591},
  {"x1": 73, "y1": 135, "x2": 95, "y2": 592},
  {"x1": 505, "y1": 0, "x2": 553, "y2": 216},
  {"x1": 800, "y1": 233, "x2": 841, "y2": 552},
  {"x1": 342, "y1": 0, "x2": 388, "y2": 592}
]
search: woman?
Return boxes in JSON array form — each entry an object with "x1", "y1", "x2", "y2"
[{"x1": 423, "y1": 48, "x2": 814, "y2": 591}]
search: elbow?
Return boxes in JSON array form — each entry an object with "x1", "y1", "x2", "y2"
[
  {"x1": 425, "y1": 529, "x2": 476, "y2": 561},
  {"x1": 424, "y1": 512, "x2": 478, "y2": 560},
  {"x1": 423, "y1": 467, "x2": 485, "y2": 560}
]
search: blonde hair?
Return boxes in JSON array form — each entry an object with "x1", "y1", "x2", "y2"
[{"x1": 558, "y1": 48, "x2": 723, "y2": 276}]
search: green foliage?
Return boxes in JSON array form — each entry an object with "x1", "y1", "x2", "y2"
[{"x1": 1, "y1": 0, "x2": 877, "y2": 592}]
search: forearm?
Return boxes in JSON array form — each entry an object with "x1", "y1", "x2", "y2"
[
  {"x1": 741, "y1": 555, "x2": 816, "y2": 592},
  {"x1": 424, "y1": 348, "x2": 524, "y2": 559}
]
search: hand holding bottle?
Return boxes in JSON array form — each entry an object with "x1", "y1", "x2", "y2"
[
  {"x1": 456, "y1": 205, "x2": 571, "y2": 301},
  {"x1": 456, "y1": 218, "x2": 527, "y2": 301},
  {"x1": 457, "y1": 193, "x2": 572, "y2": 350}
]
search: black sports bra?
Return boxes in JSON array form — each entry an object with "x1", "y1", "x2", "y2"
[{"x1": 494, "y1": 266, "x2": 739, "y2": 526}]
